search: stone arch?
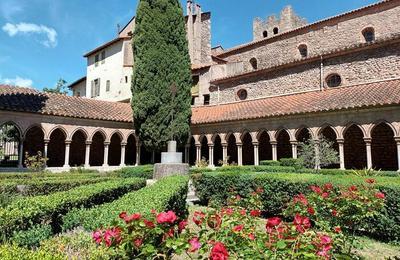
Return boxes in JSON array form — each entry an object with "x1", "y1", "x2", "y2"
[
  {"x1": 69, "y1": 129, "x2": 87, "y2": 167},
  {"x1": 0, "y1": 121, "x2": 22, "y2": 167},
  {"x1": 69, "y1": 127, "x2": 89, "y2": 141},
  {"x1": 108, "y1": 130, "x2": 124, "y2": 143},
  {"x1": 109, "y1": 132, "x2": 122, "y2": 166},
  {"x1": 344, "y1": 124, "x2": 367, "y2": 169},
  {"x1": 199, "y1": 135, "x2": 209, "y2": 163},
  {"x1": 125, "y1": 134, "x2": 137, "y2": 166},
  {"x1": 90, "y1": 131, "x2": 105, "y2": 166},
  {"x1": 242, "y1": 132, "x2": 254, "y2": 165},
  {"x1": 213, "y1": 134, "x2": 223, "y2": 166},
  {"x1": 276, "y1": 129, "x2": 291, "y2": 160},
  {"x1": 342, "y1": 122, "x2": 367, "y2": 139},
  {"x1": 295, "y1": 127, "x2": 312, "y2": 143},
  {"x1": 47, "y1": 126, "x2": 68, "y2": 141},
  {"x1": 89, "y1": 128, "x2": 107, "y2": 142},
  {"x1": 371, "y1": 122, "x2": 397, "y2": 171},
  {"x1": 48, "y1": 128, "x2": 67, "y2": 167},
  {"x1": 319, "y1": 125, "x2": 339, "y2": 169},
  {"x1": 227, "y1": 133, "x2": 238, "y2": 165},
  {"x1": 258, "y1": 130, "x2": 272, "y2": 161},
  {"x1": 367, "y1": 121, "x2": 397, "y2": 139},
  {"x1": 23, "y1": 125, "x2": 45, "y2": 165},
  {"x1": 317, "y1": 124, "x2": 339, "y2": 139}
]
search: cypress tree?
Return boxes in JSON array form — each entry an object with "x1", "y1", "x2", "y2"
[{"x1": 131, "y1": 0, "x2": 192, "y2": 152}]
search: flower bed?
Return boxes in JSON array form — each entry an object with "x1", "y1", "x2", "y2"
[
  {"x1": 0, "y1": 178, "x2": 146, "y2": 241},
  {"x1": 0, "y1": 244, "x2": 63, "y2": 260},
  {"x1": 193, "y1": 172, "x2": 400, "y2": 242},
  {"x1": 62, "y1": 175, "x2": 189, "y2": 231}
]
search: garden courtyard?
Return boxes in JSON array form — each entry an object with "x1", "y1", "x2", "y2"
[{"x1": 0, "y1": 162, "x2": 399, "y2": 259}]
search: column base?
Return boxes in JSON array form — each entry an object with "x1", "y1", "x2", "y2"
[
  {"x1": 63, "y1": 165, "x2": 70, "y2": 169},
  {"x1": 120, "y1": 164, "x2": 126, "y2": 167},
  {"x1": 84, "y1": 164, "x2": 91, "y2": 168},
  {"x1": 102, "y1": 164, "x2": 109, "y2": 167}
]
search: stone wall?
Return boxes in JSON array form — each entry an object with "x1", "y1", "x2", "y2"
[
  {"x1": 222, "y1": 2, "x2": 400, "y2": 73},
  {"x1": 210, "y1": 43, "x2": 400, "y2": 104}
]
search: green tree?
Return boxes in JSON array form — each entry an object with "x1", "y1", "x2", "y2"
[
  {"x1": 298, "y1": 137, "x2": 339, "y2": 170},
  {"x1": 131, "y1": 0, "x2": 192, "y2": 152},
  {"x1": 43, "y1": 78, "x2": 68, "y2": 94}
]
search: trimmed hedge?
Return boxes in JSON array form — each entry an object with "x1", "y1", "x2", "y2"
[
  {"x1": 12, "y1": 224, "x2": 53, "y2": 248},
  {"x1": 0, "y1": 244, "x2": 63, "y2": 260},
  {"x1": 63, "y1": 175, "x2": 189, "y2": 231},
  {"x1": 0, "y1": 177, "x2": 113, "y2": 196},
  {"x1": 0, "y1": 178, "x2": 146, "y2": 241},
  {"x1": 0, "y1": 169, "x2": 101, "y2": 180},
  {"x1": 113, "y1": 165, "x2": 154, "y2": 179},
  {"x1": 260, "y1": 160, "x2": 281, "y2": 166},
  {"x1": 193, "y1": 172, "x2": 400, "y2": 242}
]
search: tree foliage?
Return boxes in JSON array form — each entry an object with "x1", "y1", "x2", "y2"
[
  {"x1": 131, "y1": 0, "x2": 192, "y2": 151},
  {"x1": 298, "y1": 137, "x2": 339, "y2": 169},
  {"x1": 43, "y1": 79, "x2": 68, "y2": 94}
]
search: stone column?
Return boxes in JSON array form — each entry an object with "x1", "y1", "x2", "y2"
[
  {"x1": 291, "y1": 141, "x2": 298, "y2": 159},
  {"x1": 17, "y1": 141, "x2": 24, "y2": 168},
  {"x1": 271, "y1": 141, "x2": 278, "y2": 161},
  {"x1": 314, "y1": 139, "x2": 321, "y2": 170},
  {"x1": 135, "y1": 144, "x2": 141, "y2": 166},
  {"x1": 237, "y1": 143, "x2": 243, "y2": 166},
  {"x1": 253, "y1": 142, "x2": 259, "y2": 166},
  {"x1": 184, "y1": 144, "x2": 190, "y2": 164},
  {"x1": 208, "y1": 144, "x2": 214, "y2": 167},
  {"x1": 120, "y1": 143, "x2": 127, "y2": 167},
  {"x1": 63, "y1": 140, "x2": 71, "y2": 168},
  {"x1": 364, "y1": 138, "x2": 372, "y2": 169},
  {"x1": 195, "y1": 144, "x2": 201, "y2": 164},
  {"x1": 395, "y1": 137, "x2": 400, "y2": 172},
  {"x1": 44, "y1": 139, "x2": 50, "y2": 167},
  {"x1": 337, "y1": 139, "x2": 345, "y2": 170},
  {"x1": 84, "y1": 141, "x2": 91, "y2": 168},
  {"x1": 222, "y1": 143, "x2": 228, "y2": 166},
  {"x1": 103, "y1": 142, "x2": 110, "y2": 167}
]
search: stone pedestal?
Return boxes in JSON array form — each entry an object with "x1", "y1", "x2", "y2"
[{"x1": 153, "y1": 141, "x2": 189, "y2": 180}]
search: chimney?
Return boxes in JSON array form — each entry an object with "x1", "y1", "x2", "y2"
[
  {"x1": 187, "y1": 0, "x2": 193, "y2": 16},
  {"x1": 117, "y1": 24, "x2": 121, "y2": 36}
]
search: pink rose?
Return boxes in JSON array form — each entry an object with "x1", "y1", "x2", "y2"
[
  {"x1": 210, "y1": 242, "x2": 229, "y2": 260},
  {"x1": 179, "y1": 220, "x2": 188, "y2": 233},
  {"x1": 124, "y1": 213, "x2": 141, "y2": 223},
  {"x1": 266, "y1": 217, "x2": 282, "y2": 228},
  {"x1": 157, "y1": 211, "x2": 177, "y2": 224},
  {"x1": 188, "y1": 237, "x2": 201, "y2": 252},
  {"x1": 310, "y1": 185, "x2": 322, "y2": 194},
  {"x1": 144, "y1": 219, "x2": 155, "y2": 229},
  {"x1": 375, "y1": 192, "x2": 385, "y2": 199},
  {"x1": 103, "y1": 227, "x2": 122, "y2": 247},
  {"x1": 250, "y1": 209, "x2": 261, "y2": 217},
  {"x1": 134, "y1": 238, "x2": 143, "y2": 248},
  {"x1": 92, "y1": 229, "x2": 103, "y2": 245},
  {"x1": 293, "y1": 214, "x2": 311, "y2": 233},
  {"x1": 232, "y1": 224, "x2": 244, "y2": 232}
]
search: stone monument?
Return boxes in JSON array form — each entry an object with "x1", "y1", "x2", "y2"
[{"x1": 153, "y1": 140, "x2": 189, "y2": 180}]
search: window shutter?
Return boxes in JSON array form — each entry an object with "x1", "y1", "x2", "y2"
[
  {"x1": 96, "y1": 79, "x2": 100, "y2": 97},
  {"x1": 91, "y1": 80, "x2": 95, "y2": 98}
]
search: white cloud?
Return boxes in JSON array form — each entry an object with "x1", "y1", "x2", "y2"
[
  {"x1": 0, "y1": 1, "x2": 24, "y2": 20},
  {"x1": 2, "y1": 22, "x2": 58, "y2": 48},
  {"x1": 1, "y1": 76, "x2": 33, "y2": 88}
]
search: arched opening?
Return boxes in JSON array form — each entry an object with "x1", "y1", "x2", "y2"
[
  {"x1": 189, "y1": 137, "x2": 196, "y2": 166},
  {"x1": 242, "y1": 133, "x2": 254, "y2": 165},
  {"x1": 259, "y1": 131, "x2": 272, "y2": 161},
  {"x1": 371, "y1": 123, "x2": 397, "y2": 171},
  {"x1": 319, "y1": 126, "x2": 339, "y2": 168},
  {"x1": 277, "y1": 130, "x2": 291, "y2": 160},
  {"x1": 298, "y1": 44, "x2": 308, "y2": 58},
  {"x1": 23, "y1": 126, "x2": 44, "y2": 165},
  {"x1": 90, "y1": 132, "x2": 105, "y2": 166},
  {"x1": 296, "y1": 128, "x2": 311, "y2": 143},
  {"x1": 273, "y1": 27, "x2": 279, "y2": 35},
  {"x1": 69, "y1": 130, "x2": 87, "y2": 167},
  {"x1": 263, "y1": 31, "x2": 268, "y2": 38},
  {"x1": 213, "y1": 135, "x2": 223, "y2": 166},
  {"x1": 200, "y1": 136, "x2": 209, "y2": 163},
  {"x1": 0, "y1": 122, "x2": 21, "y2": 167},
  {"x1": 249, "y1": 58, "x2": 258, "y2": 70},
  {"x1": 227, "y1": 134, "x2": 238, "y2": 165},
  {"x1": 109, "y1": 133, "x2": 122, "y2": 166},
  {"x1": 344, "y1": 125, "x2": 366, "y2": 169},
  {"x1": 126, "y1": 135, "x2": 137, "y2": 166},
  {"x1": 362, "y1": 27, "x2": 375, "y2": 43},
  {"x1": 48, "y1": 128, "x2": 66, "y2": 167}
]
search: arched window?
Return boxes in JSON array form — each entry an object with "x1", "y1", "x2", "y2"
[
  {"x1": 273, "y1": 27, "x2": 279, "y2": 35},
  {"x1": 298, "y1": 44, "x2": 308, "y2": 58},
  {"x1": 326, "y1": 74, "x2": 342, "y2": 88},
  {"x1": 237, "y1": 89, "x2": 248, "y2": 101},
  {"x1": 263, "y1": 31, "x2": 268, "y2": 38},
  {"x1": 362, "y1": 27, "x2": 375, "y2": 43},
  {"x1": 249, "y1": 58, "x2": 258, "y2": 70}
]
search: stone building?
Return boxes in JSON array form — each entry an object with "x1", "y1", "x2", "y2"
[{"x1": 1, "y1": 0, "x2": 400, "y2": 171}]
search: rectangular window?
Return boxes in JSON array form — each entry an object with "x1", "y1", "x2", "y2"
[
  {"x1": 203, "y1": 94, "x2": 210, "y2": 105},
  {"x1": 95, "y1": 54, "x2": 99, "y2": 67},
  {"x1": 125, "y1": 76, "x2": 128, "y2": 83},
  {"x1": 192, "y1": 75, "x2": 199, "y2": 86},
  {"x1": 92, "y1": 78, "x2": 100, "y2": 97},
  {"x1": 77, "y1": 91, "x2": 81, "y2": 97},
  {"x1": 91, "y1": 80, "x2": 95, "y2": 98},
  {"x1": 106, "y1": 80, "x2": 110, "y2": 92},
  {"x1": 191, "y1": 97, "x2": 196, "y2": 106},
  {"x1": 101, "y1": 50, "x2": 106, "y2": 64}
]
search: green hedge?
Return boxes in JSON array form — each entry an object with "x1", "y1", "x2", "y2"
[
  {"x1": 0, "y1": 244, "x2": 63, "y2": 260},
  {"x1": 113, "y1": 165, "x2": 154, "y2": 179},
  {"x1": 0, "y1": 169, "x2": 101, "y2": 180},
  {"x1": 0, "y1": 178, "x2": 146, "y2": 241},
  {"x1": 260, "y1": 160, "x2": 281, "y2": 166},
  {"x1": 0, "y1": 177, "x2": 113, "y2": 196},
  {"x1": 193, "y1": 172, "x2": 400, "y2": 242},
  {"x1": 11, "y1": 224, "x2": 53, "y2": 248},
  {"x1": 63, "y1": 175, "x2": 189, "y2": 231}
]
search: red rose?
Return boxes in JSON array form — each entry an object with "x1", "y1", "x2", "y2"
[
  {"x1": 293, "y1": 214, "x2": 311, "y2": 233},
  {"x1": 375, "y1": 192, "x2": 385, "y2": 199},
  {"x1": 348, "y1": 185, "x2": 358, "y2": 192},
  {"x1": 210, "y1": 242, "x2": 229, "y2": 260},
  {"x1": 321, "y1": 192, "x2": 329, "y2": 199},
  {"x1": 320, "y1": 235, "x2": 332, "y2": 245},
  {"x1": 92, "y1": 229, "x2": 103, "y2": 245},
  {"x1": 307, "y1": 207, "x2": 315, "y2": 215},
  {"x1": 310, "y1": 185, "x2": 322, "y2": 194},
  {"x1": 240, "y1": 209, "x2": 246, "y2": 216},
  {"x1": 193, "y1": 211, "x2": 206, "y2": 226},
  {"x1": 178, "y1": 220, "x2": 188, "y2": 233},
  {"x1": 236, "y1": 195, "x2": 241, "y2": 201},
  {"x1": 266, "y1": 217, "x2": 282, "y2": 228},
  {"x1": 134, "y1": 238, "x2": 143, "y2": 248},
  {"x1": 248, "y1": 233, "x2": 255, "y2": 240},
  {"x1": 250, "y1": 209, "x2": 261, "y2": 217},
  {"x1": 224, "y1": 208, "x2": 234, "y2": 216},
  {"x1": 144, "y1": 219, "x2": 155, "y2": 229},
  {"x1": 334, "y1": 226, "x2": 342, "y2": 233},
  {"x1": 366, "y1": 179, "x2": 376, "y2": 184},
  {"x1": 324, "y1": 183, "x2": 333, "y2": 191},
  {"x1": 256, "y1": 187, "x2": 264, "y2": 194},
  {"x1": 188, "y1": 237, "x2": 201, "y2": 252},
  {"x1": 157, "y1": 211, "x2": 177, "y2": 224},
  {"x1": 124, "y1": 213, "x2": 141, "y2": 223},
  {"x1": 232, "y1": 224, "x2": 244, "y2": 232},
  {"x1": 103, "y1": 227, "x2": 122, "y2": 247},
  {"x1": 119, "y1": 212, "x2": 127, "y2": 220},
  {"x1": 331, "y1": 209, "x2": 338, "y2": 217},
  {"x1": 294, "y1": 193, "x2": 308, "y2": 206}
]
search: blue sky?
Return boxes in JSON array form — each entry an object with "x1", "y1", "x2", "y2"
[{"x1": 0, "y1": 0, "x2": 378, "y2": 90}]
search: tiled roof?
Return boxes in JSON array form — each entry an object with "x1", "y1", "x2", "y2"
[
  {"x1": 0, "y1": 85, "x2": 133, "y2": 123},
  {"x1": 84, "y1": 37, "x2": 130, "y2": 57},
  {"x1": 191, "y1": 79, "x2": 400, "y2": 125},
  {"x1": 217, "y1": 0, "x2": 395, "y2": 57}
]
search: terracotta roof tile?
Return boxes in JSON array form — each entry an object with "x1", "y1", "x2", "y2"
[
  {"x1": 0, "y1": 85, "x2": 133, "y2": 123},
  {"x1": 191, "y1": 79, "x2": 400, "y2": 125}
]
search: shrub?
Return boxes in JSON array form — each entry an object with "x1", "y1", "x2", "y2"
[
  {"x1": 63, "y1": 175, "x2": 188, "y2": 231},
  {"x1": 114, "y1": 165, "x2": 154, "y2": 179},
  {"x1": 193, "y1": 172, "x2": 400, "y2": 242},
  {"x1": 260, "y1": 160, "x2": 281, "y2": 166},
  {"x1": 298, "y1": 137, "x2": 339, "y2": 169},
  {"x1": 0, "y1": 178, "x2": 146, "y2": 241},
  {"x1": 12, "y1": 224, "x2": 53, "y2": 248},
  {"x1": 279, "y1": 158, "x2": 302, "y2": 169},
  {"x1": 0, "y1": 244, "x2": 63, "y2": 260},
  {"x1": 24, "y1": 152, "x2": 48, "y2": 172}
]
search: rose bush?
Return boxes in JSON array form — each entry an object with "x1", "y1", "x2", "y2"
[{"x1": 92, "y1": 181, "x2": 385, "y2": 259}]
